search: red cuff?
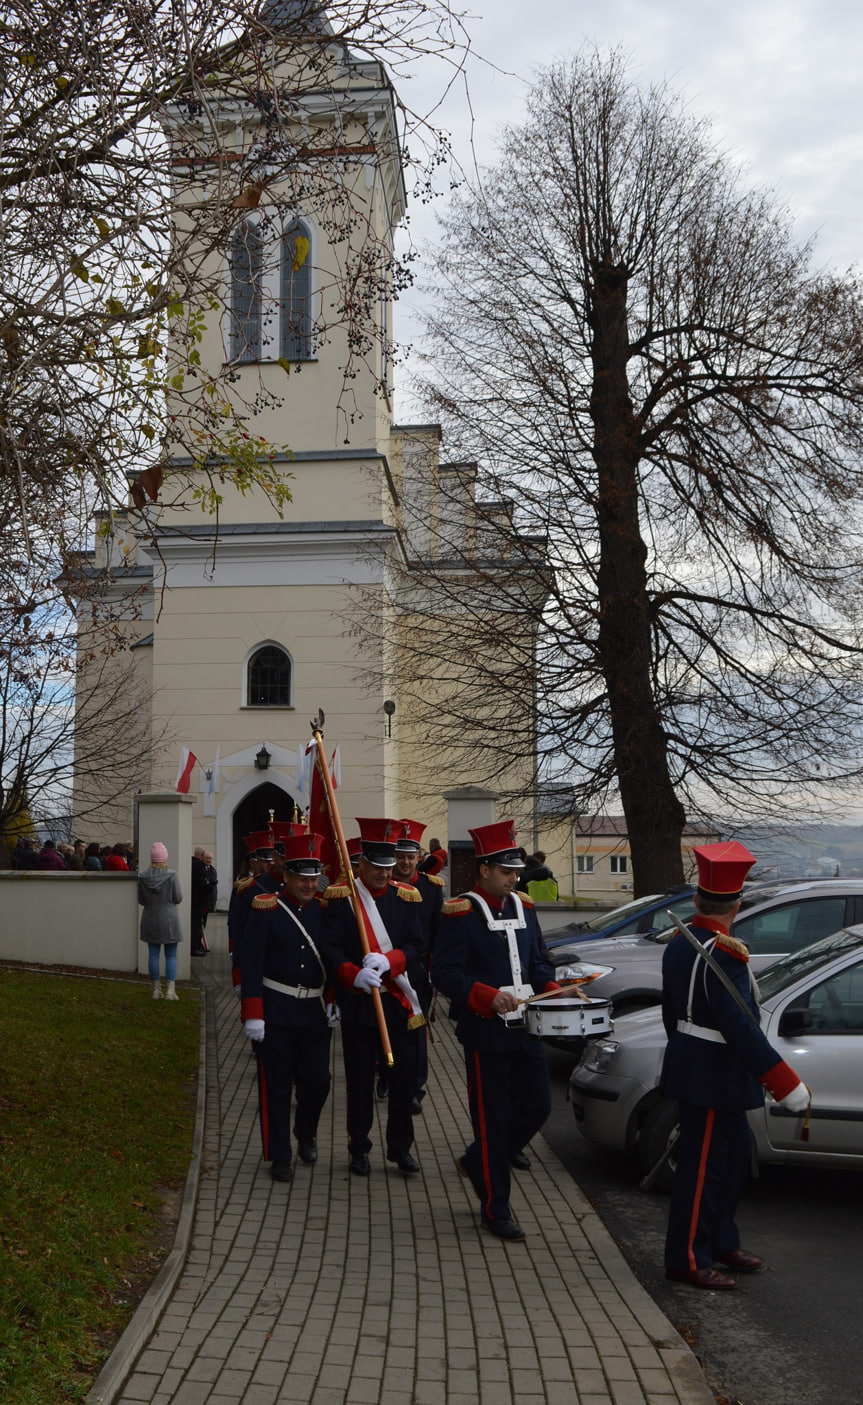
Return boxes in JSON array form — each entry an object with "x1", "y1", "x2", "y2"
[
  {"x1": 467, "y1": 982, "x2": 499, "y2": 1018},
  {"x1": 386, "y1": 949, "x2": 407, "y2": 977},
  {"x1": 241, "y1": 996, "x2": 264, "y2": 1021},
  {"x1": 760, "y1": 1060, "x2": 801, "y2": 1101},
  {"x1": 232, "y1": 967, "x2": 241, "y2": 988},
  {"x1": 339, "y1": 961, "x2": 360, "y2": 990},
  {"x1": 543, "y1": 981, "x2": 561, "y2": 993}
]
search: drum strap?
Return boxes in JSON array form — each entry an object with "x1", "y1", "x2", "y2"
[{"x1": 465, "y1": 891, "x2": 532, "y2": 1007}]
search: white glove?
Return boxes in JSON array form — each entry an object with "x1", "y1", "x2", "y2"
[
  {"x1": 234, "y1": 983, "x2": 242, "y2": 998},
  {"x1": 778, "y1": 1080, "x2": 809, "y2": 1113},
  {"x1": 244, "y1": 1018, "x2": 265, "y2": 1042},
  {"x1": 363, "y1": 951, "x2": 390, "y2": 976},
  {"x1": 326, "y1": 1001, "x2": 341, "y2": 1028},
  {"x1": 354, "y1": 965, "x2": 382, "y2": 993}
]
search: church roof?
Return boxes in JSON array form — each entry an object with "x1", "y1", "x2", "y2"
[{"x1": 258, "y1": 0, "x2": 333, "y2": 33}]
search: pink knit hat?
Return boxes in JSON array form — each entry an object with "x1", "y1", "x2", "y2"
[{"x1": 150, "y1": 842, "x2": 169, "y2": 865}]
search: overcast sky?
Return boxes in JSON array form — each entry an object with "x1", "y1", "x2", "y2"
[{"x1": 392, "y1": 0, "x2": 863, "y2": 414}]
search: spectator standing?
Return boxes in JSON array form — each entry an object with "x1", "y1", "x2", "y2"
[
  {"x1": 190, "y1": 846, "x2": 209, "y2": 955},
  {"x1": 13, "y1": 837, "x2": 39, "y2": 869},
  {"x1": 104, "y1": 843, "x2": 129, "y2": 872},
  {"x1": 67, "y1": 840, "x2": 86, "y2": 871},
  {"x1": 84, "y1": 843, "x2": 103, "y2": 871},
  {"x1": 37, "y1": 839, "x2": 66, "y2": 871},
  {"x1": 138, "y1": 841, "x2": 183, "y2": 1000}
]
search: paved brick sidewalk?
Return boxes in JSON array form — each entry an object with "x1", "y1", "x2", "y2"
[{"x1": 111, "y1": 938, "x2": 712, "y2": 1405}]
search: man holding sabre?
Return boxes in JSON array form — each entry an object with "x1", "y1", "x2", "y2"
[{"x1": 661, "y1": 841, "x2": 810, "y2": 1289}]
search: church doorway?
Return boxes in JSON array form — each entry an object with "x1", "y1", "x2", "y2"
[{"x1": 232, "y1": 782, "x2": 301, "y2": 877}]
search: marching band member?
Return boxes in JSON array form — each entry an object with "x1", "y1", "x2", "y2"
[
  {"x1": 241, "y1": 833, "x2": 332, "y2": 1182},
  {"x1": 320, "y1": 818, "x2": 428, "y2": 1177},
  {"x1": 661, "y1": 841, "x2": 809, "y2": 1287},
  {"x1": 394, "y1": 818, "x2": 444, "y2": 1113},
  {"x1": 432, "y1": 820, "x2": 559, "y2": 1242}
]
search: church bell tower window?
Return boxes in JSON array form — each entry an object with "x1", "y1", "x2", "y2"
[
  {"x1": 280, "y1": 220, "x2": 313, "y2": 361},
  {"x1": 229, "y1": 219, "x2": 263, "y2": 362}
]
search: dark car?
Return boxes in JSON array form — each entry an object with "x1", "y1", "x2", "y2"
[{"x1": 544, "y1": 886, "x2": 697, "y2": 950}]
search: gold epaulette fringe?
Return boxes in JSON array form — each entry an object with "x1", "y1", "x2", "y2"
[
  {"x1": 406, "y1": 1012, "x2": 427, "y2": 1030},
  {"x1": 251, "y1": 893, "x2": 278, "y2": 911},
  {"x1": 715, "y1": 934, "x2": 750, "y2": 962},
  {"x1": 323, "y1": 884, "x2": 351, "y2": 900},
  {"x1": 520, "y1": 893, "x2": 535, "y2": 907},
  {"x1": 442, "y1": 897, "x2": 472, "y2": 916},
  {"x1": 425, "y1": 873, "x2": 445, "y2": 887},
  {"x1": 235, "y1": 876, "x2": 255, "y2": 893},
  {"x1": 396, "y1": 884, "x2": 422, "y2": 902}
]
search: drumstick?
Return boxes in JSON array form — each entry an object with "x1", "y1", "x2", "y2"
[{"x1": 517, "y1": 981, "x2": 592, "y2": 1007}]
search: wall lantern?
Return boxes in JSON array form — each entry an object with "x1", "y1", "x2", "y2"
[
  {"x1": 254, "y1": 744, "x2": 272, "y2": 771},
  {"x1": 383, "y1": 699, "x2": 396, "y2": 738}
]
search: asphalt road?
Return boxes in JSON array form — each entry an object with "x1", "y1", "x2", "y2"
[{"x1": 542, "y1": 1047, "x2": 863, "y2": 1405}]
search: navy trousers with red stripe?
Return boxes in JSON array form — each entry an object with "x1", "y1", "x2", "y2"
[
  {"x1": 665, "y1": 1102, "x2": 752, "y2": 1273},
  {"x1": 461, "y1": 1040, "x2": 550, "y2": 1225},
  {"x1": 256, "y1": 1023, "x2": 332, "y2": 1165}
]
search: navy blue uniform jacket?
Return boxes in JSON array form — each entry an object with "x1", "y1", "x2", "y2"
[
  {"x1": 319, "y1": 882, "x2": 427, "y2": 1028},
  {"x1": 432, "y1": 891, "x2": 555, "y2": 1053},
  {"x1": 661, "y1": 916, "x2": 788, "y2": 1110},
  {"x1": 241, "y1": 892, "x2": 328, "y2": 1029}
]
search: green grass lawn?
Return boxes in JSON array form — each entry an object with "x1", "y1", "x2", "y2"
[{"x1": 0, "y1": 969, "x2": 200, "y2": 1403}]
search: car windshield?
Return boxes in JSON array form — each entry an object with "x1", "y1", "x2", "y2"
[
  {"x1": 758, "y1": 927, "x2": 863, "y2": 1001},
  {"x1": 580, "y1": 894, "x2": 665, "y2": 934}
]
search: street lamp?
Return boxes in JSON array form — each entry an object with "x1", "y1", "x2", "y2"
[
  {"x1": 254, "y1": 743, "x2": 271, "y2": 771},
  {"x1": 383, "y1": 699, "x2": 396, "y2": 737}
]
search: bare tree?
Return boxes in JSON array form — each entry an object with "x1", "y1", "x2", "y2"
[
  {"x1": 0, "y1": 0, "x2": 469, "y2": 565},
  {"x1": 392, "y1": 50, "x2": 863, "y2": 894},
  {"x1": 0, "y1": 559, "x2": 161, "y2": 843}
]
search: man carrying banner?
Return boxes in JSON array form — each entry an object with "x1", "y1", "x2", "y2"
[
  {"x1": 431, "y1": 820, "x2": 559, "y2": 1242},
  {"x1": 394, "y1": 818, "x2": 444, "y2": 1113},
  {"x1": 320, "y1": 817, "x2": 428, "y2": 1177},
  {"x1": 241, "y1": 832, "x2": 332, "y2": 1182}
]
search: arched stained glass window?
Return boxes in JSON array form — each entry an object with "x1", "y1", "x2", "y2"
[
  {"x1": 247, "y1": 645, "x2": 292, "y2": 707},
  {"x1": 230, "y1": 220, "x2": 263, "y2": 362},
  {"x1": 280, "y1": 220, "x2": 313, "y2": 361}
]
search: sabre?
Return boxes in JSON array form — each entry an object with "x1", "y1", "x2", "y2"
[
  {"x1": 310, "y1": 710, "x2": 394, "y2": 1068},
  {"x1": 664, "y1": 910, "x2": 760, "y2": 1027}
]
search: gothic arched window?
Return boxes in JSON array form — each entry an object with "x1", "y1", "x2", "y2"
[
  {"x1": 247, "y1": 645, "x2": 292, "y2": 707},
  {"x1": 229, "y1": 220, "x2": 263, "y2": 362},
  {"x1": 280, "y1": 220, "x2": 313, "y2": 361}
]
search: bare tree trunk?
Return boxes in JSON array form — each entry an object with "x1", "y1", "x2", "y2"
[{"x1": 591, "y1": 263, "x2": 686, "y2": 893}]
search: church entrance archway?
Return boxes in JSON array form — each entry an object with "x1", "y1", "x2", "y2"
[{"x1": 232, "y1": 782, "x2": 301, "y2": 877}]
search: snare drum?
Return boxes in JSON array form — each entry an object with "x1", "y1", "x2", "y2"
[{"x1": 525, "y1": 997, "x2": 612, "y2": 1040}]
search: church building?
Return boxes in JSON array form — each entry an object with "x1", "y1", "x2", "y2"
[{"x1": 72, "y1": 1, "x2": 546, "y2": 898}]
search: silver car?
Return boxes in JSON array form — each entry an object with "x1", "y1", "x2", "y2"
[
  {"x1": 544, "y1": 879, "x2": 863, "y2": 1053},
  {"x1": 569, "y1": 925, "x2": 863, "y2": 1189}
]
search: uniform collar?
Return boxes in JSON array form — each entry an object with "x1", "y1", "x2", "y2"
[
  {"x1": 472, "y1": 883, "x2": 514, "y2": 912},
  {"x1": 691, "y1": 913, "x2": 732, "y2": 936}
]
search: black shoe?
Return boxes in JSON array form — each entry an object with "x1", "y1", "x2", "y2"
[
  {"x1": 387, "y1": 1150, "x2": 420, "y2": 1175},
  {"x1": 349, "y1": 1152, "x2": 371, "y2": 1176},
  {"x1": 270, "y1": 1160, "x2": 293, "y2": 1182},
  {"x1": 376, "y1": 1077, "x2": 390, "y2": 1100},
  {"x1": 510, "y1": 1151, "x2": 531, "y2": 1171},
  {"x1": 297, "y1": 1139, "x2": 317, "y2": 1165},
  {"x1": 192, "y1": 947, "x2": 207, "y2": 957},
  {"x1": 481, "y1": 1215, "x2": 526, "y2": 1242},
  {"x1": 456, "y1": 1155, "x2": 483, "y2": 1201},
  {"x1": 409, "y1": 1095, "x2": 424, "y2": 1116}
]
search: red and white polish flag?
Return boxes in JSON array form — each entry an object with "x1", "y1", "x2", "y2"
[{"x1": 175, "y1": 747, "x2": 198, "y2": 794}]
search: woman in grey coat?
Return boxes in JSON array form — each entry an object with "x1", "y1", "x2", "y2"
[{"x1": 138, "y1": 841, "x2": 183, "y2": 1000}]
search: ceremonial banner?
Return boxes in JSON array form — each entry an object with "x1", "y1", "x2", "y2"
[{"x1": 175, "y1": 747, "x2": 197, "y2": 794}]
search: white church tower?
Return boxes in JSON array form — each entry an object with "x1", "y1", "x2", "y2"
[{"x1": 73, "y1": 1, "x2": 543, "y2": 895}]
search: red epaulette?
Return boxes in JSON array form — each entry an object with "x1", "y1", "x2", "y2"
[
  {"x1": 715, "y1": 934, "x2": 749, "y2": 963},
  {"x1": 520, "y1": 893, "x2": 535, "y2": 908},
  {"x1": 251, "y1": 893, "x2": 278, "y2": 911},
  {"x1": 394, "y1": 882, "x2": 421, "y2": 902},
  {"x1": 442, "y1": 897, "x2": 472, "y2": 917}
]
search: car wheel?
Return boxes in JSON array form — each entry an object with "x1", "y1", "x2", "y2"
[{"x1": 636, "y1": 1098, "x2": 680, "y2": 1194}]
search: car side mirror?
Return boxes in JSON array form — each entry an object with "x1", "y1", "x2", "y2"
[{"x1": 778, "y1": 1007, "x2": 814, "y2": 1037}]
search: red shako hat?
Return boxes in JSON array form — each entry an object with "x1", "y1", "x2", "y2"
[
  {"x1": 469, "y1": 819, "x2": 524, "y2": 868},
  {"x1": 693, "y1": 841, "x2": 756, "y2": 900},
  {"x1": 356, "y1": 817, "x2": 399, "y2": 866},
  {"x1": 271, "y1": 820, "x2": 307, "y2": 855},
  {"x1": 282, "y1": 832, "x2": 325, "y2": 873},
  {"x1": 395, "y1": 818, "x2": 426, "y2": 852},
  {"x1": 245, "y1": 830, "x2": 274, "y2": 858},
  {"x1": 346, "y1": 836, "x2": 362, "y2": 862}
]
